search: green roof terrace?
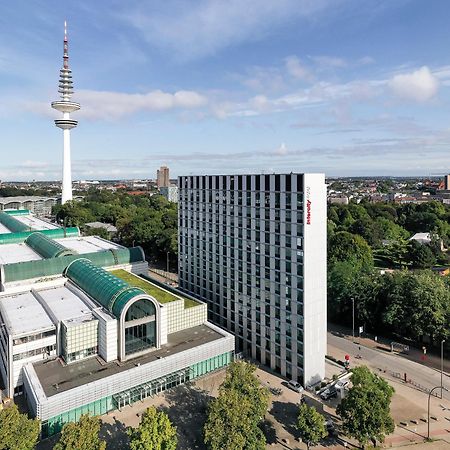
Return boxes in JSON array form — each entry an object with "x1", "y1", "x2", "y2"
[{"x1": 111, "y1": 270, "x2": 199, "y2": 309}]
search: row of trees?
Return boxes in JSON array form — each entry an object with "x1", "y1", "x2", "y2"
[
  {"x1": 0, "y1": 403, "x2": 177, "y2": 450},
  {"x1": 328, "y1": 260, "x2": 450, "y2": 344},
  {"x1": 329, "y1": 200, "x2": 450, "y2": 246},
  {"x1": 329, "y1": 201, "x2": 450, "y2": 268},
  {"x1": 53, "y1": 189, "x2": 178, "y2": 263},
  {"x1": 328, "y1": 201, "x2": 450, "y2": 347}
]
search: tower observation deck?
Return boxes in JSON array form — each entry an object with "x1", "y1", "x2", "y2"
[{"x1": 51, "y1": 21, "x2": 80, "y2": 204}]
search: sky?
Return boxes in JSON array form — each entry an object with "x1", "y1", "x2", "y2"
[{"x1": 1, "y1": 0, "x2": 450, "y2": 181}]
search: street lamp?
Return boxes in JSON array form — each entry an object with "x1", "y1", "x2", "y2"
[
  {"x1": 428, "y1": 385, "x2": 448, "y2": 439},
  {"x1": 441, "y1": 340, "x2": 445, "y2": 399},
  {"x1": 166, "y1": 251, "x2": 170, "y2": 280},
  {"x1": 351, "y1": 297, "x2": 355, "y2": 342}
]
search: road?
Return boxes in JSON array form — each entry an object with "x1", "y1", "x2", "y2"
[{"x1": 328, "y1": 331, "x2": 449, "y2": 396}]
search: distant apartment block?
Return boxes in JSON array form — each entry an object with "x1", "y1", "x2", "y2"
[
  {"x1": 444, "y1": 174, "x2": 450, "y2": 190},
  {"x1": 159, "y1": 186, "x2": 178, "y2": 203},
  {"x1": 157, "y1": 166, "x2": 170, "y2": 188},
  {"x1": 178, "y1": 173, "x2": 326, "y2": 385}
]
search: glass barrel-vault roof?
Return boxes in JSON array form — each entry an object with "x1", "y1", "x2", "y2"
[
  {"x1": 25, "y1": 232, "x2": 75, "y2": 258},
  {"x1": 0, "y1": 212, "x2": 31, "y2": 233},
  {"x1": 1, "y1": 247, "x2": 145, "y2": 283},
  {"x1": 65, "y1": 258, "x2": 147, "y2": 318},
  {"x1": 0, "y1": 227, "x2": 80, "y2": 245}
]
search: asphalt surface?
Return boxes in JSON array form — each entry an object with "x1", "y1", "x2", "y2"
[{"x1": 328, "y1": 331, "x2": 449, "y2": 396}]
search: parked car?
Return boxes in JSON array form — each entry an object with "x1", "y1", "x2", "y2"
[
  {"x1": 287, "y1": 380, "x2": 304, "y2": 393},
  {"x1": 320, "y1": 386, "x2": 337, "y2": 400}
]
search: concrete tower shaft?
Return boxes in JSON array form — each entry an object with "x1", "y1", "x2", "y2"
[{"x1": 51, "y1": 21, "x2": 80, "y2": 205}]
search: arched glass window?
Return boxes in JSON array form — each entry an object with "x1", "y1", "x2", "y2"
[{"x1": 124, "y1": 298, "x2": 156, "y2": 356}]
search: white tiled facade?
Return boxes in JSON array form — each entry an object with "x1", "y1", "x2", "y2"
[
  {"x1": 178, "y1": 173, "x2": 326, "y2": 385},
  {"x1": 164, "y1": 299, "x2": 208, "y2": 334}
]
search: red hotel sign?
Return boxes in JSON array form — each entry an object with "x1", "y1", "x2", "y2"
[{"x1": 306, "y1": 187, "x2": 311, "y2": 225}]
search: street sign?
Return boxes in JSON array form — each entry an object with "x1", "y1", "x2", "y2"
[{"x1": 359, "y1": 326, "x2": 363, "y2": 334}]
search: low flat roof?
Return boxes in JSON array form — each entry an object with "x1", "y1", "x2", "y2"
[
  {"x1": 0, "y1": 243, "x2": 41, "y2": 264},
  {"x1": 14, "y1": 215, "x2": 59, "y2": 231},
  {"x1": 36, "y1": 285, "x2": 94, "y2": 324},
  {"x1": 0, "y1": 236, "x2": 122, "y2": 266},
  {"x1": 55, "y1": 236, "x2": 121, "y2": 254},
  {"x1": 0, "y1": 196, "x2": 57, "y2": 203},
  {"x1": 0, "y1": 291, "x2": 54, "y2": 337},
  {"x1": 33, "y1": 324, "x2": 223, "y2": 397}
]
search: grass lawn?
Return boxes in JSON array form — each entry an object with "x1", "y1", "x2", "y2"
[{"x1": 112, "y1": 269, "x2": 199, "y2": 308}]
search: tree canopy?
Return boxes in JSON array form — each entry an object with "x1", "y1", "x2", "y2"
[
  {"x1": 53, "y1": 189, "x2": 178, "y2": 263},
  {"x1": 0, "y1": 404, "x2": 40, "y2": 450},
  {"x1": 53, "y1": 414, "x2": 106, "y2": 450},
  {"x1": 296, "y1": 404, "x2": 327, "y2": 449},
  {"x1": 127, "y1": 406, "x2": 177, "y2": 450},
  {"x1": 328, "y1": 200, "x2": 450, "y2": 347},
  {"x1": 328, "y1": 231, "x2": 373, "y2": 269},
  {"x1": 203, "y1": 361, "x2": 269, "y2": 450},
  {"x1": 337, "y1": 366, "x2": 395, "y2": 446}
]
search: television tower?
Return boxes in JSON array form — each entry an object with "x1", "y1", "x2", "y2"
[{"x1": 51, "y1": 21, "x2": 80, "y2": 204}]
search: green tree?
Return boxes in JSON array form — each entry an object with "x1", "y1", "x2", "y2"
[
  {"x1": 349, "y1": 217, "x2": 383, "y2": 247},
  {"x1": 127, "y1": 407, "x2": 177, "y2": 450},
  {"x1": 0, "y1": 404, "x2": 39, "y2": 450},
  {"x1": 375, "y1": 217, "x2": 409, "y2": 242},
  {"x1": 220, "y1": 361, "x2": 269, "y2": 420},
  {"x1": 296, "y1": 404, "x2": 327, "y2": 449},
  {"x1": 382, "y1": 271, "x2": 450, "y2": 343},
  {"x1": 327, "y1": 261, "x2": 381, "y2": 330},
  {"x1": 373, "y1": 239, "x2": 410, "y2": 268},
  {"x1": 204, "y1": 361, "x2": 269, "y2": 450},
  {"x1": 328, "y1": 231, "x2": 373, "y2": 268},
  {"x1": 337, "y1": 366, "x2": 395, "y2": 447},
  {"x1": 204, "y1": 389, "x2": 266, "y2": 450},
  {"x1": 407, "y1": 240, "x2": 436, "y2": 268},
  {"x1": 53, "y1": 414, "x2": 106, "y2": 450}
]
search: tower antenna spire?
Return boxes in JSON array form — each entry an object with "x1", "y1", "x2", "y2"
[{"x1": 51, "y1": 21, "x2": 81, "y2": 205}]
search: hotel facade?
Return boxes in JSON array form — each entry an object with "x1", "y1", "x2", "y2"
[{"x1": 178, "y1": 173, "x2": 326, "y2": 385}]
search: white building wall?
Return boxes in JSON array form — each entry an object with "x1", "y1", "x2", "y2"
[
  {"x1": 159, "y1": 305, "x2": 168, "y2": 345},
  {"x1": 302, "y1": 173, "x2": 327, "y2": 385},
  {"x1": 165, "y1": 300, "x2": 207, "y2": 334},
  {"x1": 11, "y1": 335, "x2": 56, "y2": 392},
  {"x1": 95, "y1": 313, "x2": 117, "y2": 363}
]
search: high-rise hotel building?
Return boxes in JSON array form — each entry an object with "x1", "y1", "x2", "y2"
[{"x1": 178, "y1": 173, "x2": 326, "y2": 385}]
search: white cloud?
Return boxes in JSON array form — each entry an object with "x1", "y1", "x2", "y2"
[
  {"x1": 388, "y1": 66, "x2": 439, "y2": 102},
  {"x1": 121, "y1": 0, "x2": 334, "y2": 60},
  {"x1": 23, "y1": 88, "x2": 208, "y2": 121},
  {"x1": 29, "y1": 89, "x2": 207, "y2": 121},
  {"x1": 285, "y1": 56, "x2": 312, "y2": 80}
]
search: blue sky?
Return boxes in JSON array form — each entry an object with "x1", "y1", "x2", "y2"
[{"x1": 1, "y1": 0, "x2": 450, "y2": 180}]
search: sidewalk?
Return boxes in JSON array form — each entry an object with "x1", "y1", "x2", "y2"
[{"x1": 328, "y1": 323, "x2": 450, "y2": 375}]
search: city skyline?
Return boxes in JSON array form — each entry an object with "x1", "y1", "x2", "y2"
[{"x1": 1, "y1": 1, "x2": 450, "y2": 181}]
